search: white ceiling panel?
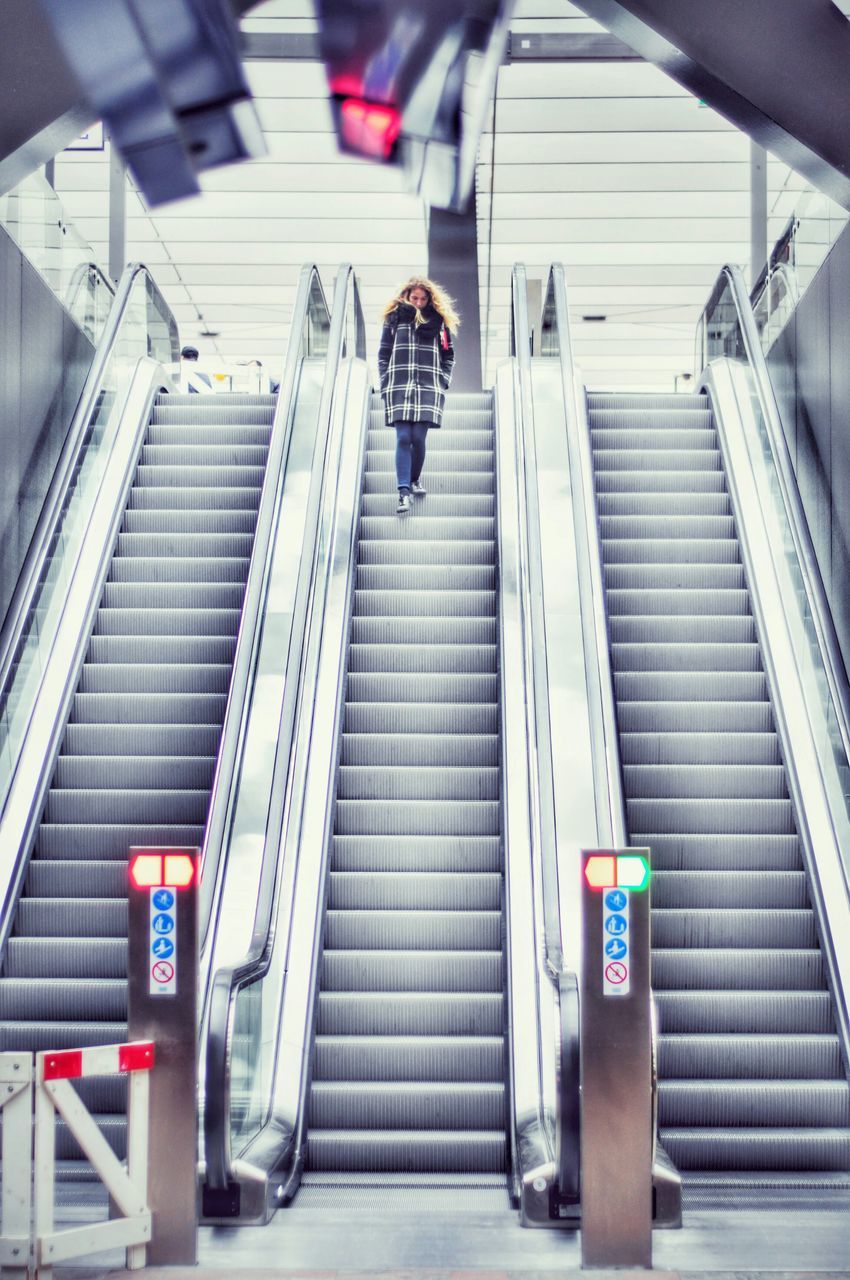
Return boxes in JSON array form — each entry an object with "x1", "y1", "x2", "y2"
[
  {"x1": 485, "y1": 218, "x2": 750, "y2": 242},
  {"x1": 479, "y1": 132, "x2": 749, "y2": 164},
  {"x1": 484, "y1": 163, "x2": 752, "y2": 193},
  {"x1": 495, "y1": 98, "x2": 732, "y2": 133}
]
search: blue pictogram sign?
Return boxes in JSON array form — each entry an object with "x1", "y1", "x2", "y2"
[
  {"x1": 605, "y1": 889, "x2": 628, "y2": 912},
  {"x1": 605, "y1": 913, "x2": 628, "y2": 936},
  {"x1": 152, "y1": 913, "x2": 175, "y2": 935},
  {"x1": 152, "y1": 889, "x2": 175, "y2": 911},
  {"x1": 605, "y1": 937, "x2": 628, "y2": 960},
  {"x1": 152, "y1": 937, "x2": 174, "y2": 959}
]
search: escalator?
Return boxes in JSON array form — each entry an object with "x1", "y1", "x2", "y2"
[
  {"x1": 0, "y1": 390, "x2": 274, "y2": 1155},
  {"x1": 304, "y1": 389, "x2": 508, "y2": 1182},
  {"x1": 587, "y1": 388, "x2": 850, "y2": 1196}
]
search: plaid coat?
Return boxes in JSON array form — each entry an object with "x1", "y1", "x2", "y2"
[{"x1": 378, "y1": 306, "x2": 455, "y2": 427}]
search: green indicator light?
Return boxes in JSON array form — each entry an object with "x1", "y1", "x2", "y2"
[{"x1": 617, "y1": 854, "x2": 650, "y2": 891}]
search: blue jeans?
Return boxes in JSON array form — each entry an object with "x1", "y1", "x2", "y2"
[{"x1": 394, "y1": 422, "x2": 429, "y2": 493}]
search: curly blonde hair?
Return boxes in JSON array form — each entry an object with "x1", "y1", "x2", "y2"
[{"x1": 382, "y1": 276, "x2": 461, "y2": 332}]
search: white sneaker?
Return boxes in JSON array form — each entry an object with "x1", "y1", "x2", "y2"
[
  {"x1": 396, "y1": 492, "x2": 411, "y2": 515},
  {"x1": 410, "y1": 480, "x2": 426, "y2": 497}
]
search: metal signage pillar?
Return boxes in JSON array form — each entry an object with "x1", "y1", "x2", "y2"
[
  {"x1": 580, "y1": 848, "x2": 653, "y2": 1269},
  {"x1": 127, "y1": 846, "x2": 199, "y2": 1266}
]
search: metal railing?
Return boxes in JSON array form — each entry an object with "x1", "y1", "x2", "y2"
[
  {"x1": 0, "y1": 265, "x2": 178, "y2": 946},
  {"x1": 202, "y1": 265, "x2": 367, "y2": 1218}
]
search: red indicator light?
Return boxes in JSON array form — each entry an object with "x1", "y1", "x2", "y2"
[
  {"x1": 129, "y1": 853, "x2": 162, "y2": 889},
  {"x1": 340, "y1": 97, "x2": 401, "y2": 160},
  {"x1": 584, "y1": 855, "x2": 617, "y2": 889},
  {"x1": 43, "y1": 1050, "x2": 83, "y2": 1081},
  {"x1": 119, "y1": 1042, "x2": 156, "y2": 1073},
  {"x1": 329, "y1": 73, "x2": 364, "y2": 98},
  {"x1": 164, "y1": 853, "x2": 195, "y2": 888}
]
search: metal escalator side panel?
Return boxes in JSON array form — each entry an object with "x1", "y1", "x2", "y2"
[
  {"x1": 203, "y1": 358, "x2": 371, "y2": 1224},
  {"x1": 0, "y1": 360, "x2": 166, "y2": 946},
  {"x1": 705, "y1": 360, "x2": 850, "y2": 1082}
]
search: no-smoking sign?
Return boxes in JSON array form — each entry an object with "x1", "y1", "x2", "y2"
[{"x1": 605, "y1": 961, "x2": 628, "y2": 985}]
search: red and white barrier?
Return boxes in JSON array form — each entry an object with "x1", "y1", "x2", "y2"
[{"x1": 0, "y1": 1042, "x2": 155, "y2": 1279}]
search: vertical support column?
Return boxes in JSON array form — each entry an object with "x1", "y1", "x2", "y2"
[
  {"x1": 580, "y1": 849, "x2": 653, "y2": 1269},
  {"x1": 108, "y1": 136, "x2": 126, "y2": 284},
  {"x1": 750, "y1": 139, "x2": 768, "y2": 291},
  {"x1": 127, "y1": 848, "x2": 199, "y2": 1266},
  {"x1": 0, "y1": 1054, "x2": 34, "y2": 1280},
  {"x1": 427, "y1": 203, "x2": 482, "y2": 391}
]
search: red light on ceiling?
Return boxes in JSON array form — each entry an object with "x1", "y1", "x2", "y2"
[
  {"x1": 129, "y1": 853, "x2": 163, "y2": 889},
  {"x1": 164, "y1": 854, "x2": 195, "y2": 888},
  {"x1": 584, "y1": 855, "x2": 617, "y2": 890},
  {"x1": 129, "y1": 851, "x2": 197, "y2": 890},
  {"x1": 339, "y1": 97, "x2": 401, "y2": 161}
]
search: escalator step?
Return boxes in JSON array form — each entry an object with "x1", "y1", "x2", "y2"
[
  {"x1": 151, "y1": 400, "x2": 275, "y2": 425},
  {"x1": 662, "y1": 1128, "x2": 850, "y2": 1172},
  {"x1": 621, "y1": 732, "x2": 780, "y2": 766},
  {"x1": 320, "y1": 950, "x2": 502, "y2": 993},
  {"x1": 109, "y1": 556, "x2": 250, "y2": 584},
  {"x1": 652, "y1": 908, "x2": 815, "y2": 948},
  {"x1": 4, "y1": 937, "x2": 127, "y2": 979},
  {"x1": 101, "y1": 582, "x2": 245, "y2": 609},
  {"x1": 356, "y1": 539, "x2": 495, "y2": 567},
  {"x1": 360, "y1": 516, "x2": 495, "y2": 541},
  {"x1": 605, "y1": 588, "x2": 749, "y2": 616},
  {"x1": 312, "y1": 1035, "x2": 504, "y2": 1082},
  {"x1": 592, "y1": 429, "x2": 716, "y2": 452},
  {"x1": 128, "y1": 486, "x2": 262, "y2": 511},
  {"x1": 612, "y1": 643, "x2": 759, "y2": 673},
  {"x1": 628, "y1": 797, "x2": 794, "y2": 834},
  {"x1": 78, "y1": 665, "x2": 232, "y2": 694},
  {"x1": 317, "y1": 992, "x2": 503, "y2": 1036},
  {"x1": 350, "y1": 616, "x2": 497, "y2": 645},
  {"x1": 624, "y1": 764, "x2": 784, "y2": 800},
  {"x1": 595, "y1": 469, "x2": 726, "y2": 495},
  {"x1": 344, "y1": 703, "x2": 498, "y2": 734},
  {"x1": 141, "y1": 444, "x2": 269, "y2": 467},
  {"x1": 116, "y1": 532, "x2": 255, "y2": 558},
  {"x1": 356, "y1": 565, "x2": 496, "y2": 591},
  {"x1": 659, "y1": 1080, "x2": 850, "y2": 1127},
  {"x1": 86, "y1": 635, "x2": 237, "y2": 665},
  {"x1": 122, "y1": 509, "x2": 258, "y2": 534},
  {"x1": 15, "y1": 899, "x2": 127, "y2": 937},
  {"x1": 647, "y1": 834, "x2": 800, "y2": 870},
  {"x1": 0, "y1": 978, "x2": 127, "y2": 1020},
  {"x1": 94, "y1": 607, "x2": 242, "y2": 636},
  {"x1": 652, "y1": 870, "x2": 807, "y2": 909},
  {"x1": 610, "y1": 615, "x2": 755, "y2": 644},
  {"x1": 336, "y1": 766, "x2": 498, "y2": 801},
  {"x1": 658, "y1": 1034, "x2": 841, "y2": 1079},
  {"x1": 53, "y1": 756, "x2": 216, "y2": 790},
  {"x1": 328, "y1": 872, "x2": 501, "y2": 911},
  {"x1": 148, "y1": 425, "x2": 272, "y2": 447},
  {"x1": 0, "y1": 1022, "x2": 126, "y2": 1052},
  {"x1": 360, "y1": 495, "x2": 494, "y2": 518},
  {"x1": 605, "y1": 564, "x2": 745, "y2": 591},
  {"x1": 345, "y1": 674, "x2": 497, "y2": 703},
  {"x1": 304, "y1": 1130, "x2": 507, "y2": 1173},
  {"x1": 325, "y1": 910, "x2": 501, "y2": 950},
  {"x1": 135, "y1": 464, "x2": 266, "y2": 488},
  {"x1": 26, "y1": 860, "x2": 127, "y2": 897},
  {"x1": 652, "y1": 948, "x2": 824, "y2": 990},
  {"x1": 36, "y1": 824, "x2": 205, "y2": 859},
  {"x1": 331, "y1": 835, "x2": 501, "y2": 872},
  {"x1": 367, "y1": 429, "x2": 493, "y2": 451},
  {"x1": 44, "y1": 788, "x2": 210, "y2": 825},
  {"x1": 604, "y1": 539, "x2": 741, "y2": 565},
  {"x1": 334, "y1": 801, "x2": 499, "y2": 837},
  {"x1": 340, "y1": 734, "x2": 499, "y2": 767},
  {"x1": 618, "y1": 701, "x2": 772, "y2": 733},
  {"x1": 71, "y1": 692, "x2": 227, "y2": 723},
  {"x1": 365, "y1": 449, "x2": 493, "y2": 474},
  {"x1": 593, "y1": 449, "x2": 721, "y2": 473},
  {"x1": 654, "y1": 990, "x2": 833, "y2": 1033},
  {"x1": 309, "y1": 1082, "x2": 506, "y2": 1130},
  {"x1": 352, "y1": 590, "x2": 495, "y2": 619}
]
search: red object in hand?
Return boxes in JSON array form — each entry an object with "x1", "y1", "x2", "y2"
[{"x1": 339, "y1": 97, "x2": 401, "y2": 161}]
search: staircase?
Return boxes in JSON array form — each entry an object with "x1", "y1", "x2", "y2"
[
  {"x1": 305, "y1": 390, "x2": 508, "y2": 1183},
  {"x1": 588, "y1": 390, "x2": 850, "y2": 1194},
  {"x1": 0, "y1": 391, "x2": 274, "y2": 1163}
]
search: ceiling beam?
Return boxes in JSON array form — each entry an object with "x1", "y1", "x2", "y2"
[
  {"x1": 240, "y1": 31, "x2": 640, "y2": 63},
  {"x1": 573, "y1": 0, "x2": 850, "y2": 209}
]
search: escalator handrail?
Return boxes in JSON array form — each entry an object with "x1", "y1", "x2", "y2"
[
  {"x1": 542, "y1": 264, "x2": 628, "y2": 850},
  {"x1": 64, "y1": 261, "x2": 116, "y2": 321},
  {"x1": 0, "y1": 262, "x2": 178, "y2": 813},
  {"x1": 198, "y1": 263, "x2": 330, "y2": 956},
  {"x1": 203, "y1": 264, "x2": 365, "y2": 1193},
  {"x1": 509, "y1": 264, "x2": 564, "y2": 978},
  {"x1": 698, "y1": 263, "x2": 850, "y2": 783}
]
